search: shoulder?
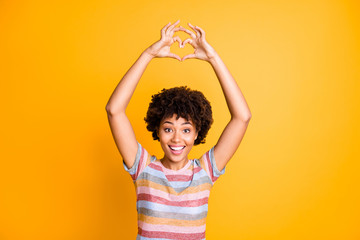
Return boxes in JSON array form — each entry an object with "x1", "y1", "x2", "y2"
[
  {"x1": 197, "y1": 146, "x2": 226, "y2": 184},
  {"x1": 122, "y1": 142, "x2": 157, "y2": 181}
]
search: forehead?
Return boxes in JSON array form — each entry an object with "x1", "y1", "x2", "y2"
[{"x1": 161, "y1": 114, "x2": 193, "y2": 125}]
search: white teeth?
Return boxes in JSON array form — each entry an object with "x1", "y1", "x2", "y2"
[{"x1": 170, "y1": 146, "x2": 185, "y2": 151}]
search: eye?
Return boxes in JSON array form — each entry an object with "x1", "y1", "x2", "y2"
[
  {"x1": 183, "y1": 129, "x2": 190, "y2": 133},
  {"x1": 164, "y1": 128, "x2": 172, "y2": 133}
]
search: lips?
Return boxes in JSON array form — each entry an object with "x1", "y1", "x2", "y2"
[{"x1": 169, "y1": 145, "x2": 185, "y2": 155}]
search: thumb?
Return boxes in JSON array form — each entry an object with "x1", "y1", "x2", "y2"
[
  {"x1": 182, "y1": 53, "x2": 196, "y2": 61},
  {"x1": 167, "y1": 52, "x2": 182, "y2": 61}
]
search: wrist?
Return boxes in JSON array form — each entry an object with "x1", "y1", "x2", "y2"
[
  {"x1": 142, "y1": 49, "x2": 156, "y2": 60},
  {"x1": 208, "y1": 52, "x2": 220, "y2": 64}
]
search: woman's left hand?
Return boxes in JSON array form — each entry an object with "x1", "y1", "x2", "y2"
[{"x1": 179, "y1": 23, "x2": 218, "y2": 62}]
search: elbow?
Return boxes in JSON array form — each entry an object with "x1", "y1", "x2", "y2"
[
  {"x1": 105, "y1": 105, "x2": 115, "y2": 115},
  {"x1": 232, "y1": 108, "x2": 252, "y2": 123},
  {"x1": 231, "y1": 114, "x2": 251, "y2": 124},
  {"x1": 244, "y1": 109, "x2": 252, "y2": 122},
  {"x1": 106, "y1": 105, "x2": 125, "y2": 116},
  {"x1": 238, "y1": 113, "x2": 251, "y2": 123},
  {"x1": 244, "y1": 113, "x2": 252, "y2": 122}
]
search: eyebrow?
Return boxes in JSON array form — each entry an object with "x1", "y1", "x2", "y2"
[{"x1": 163, "y1": 121, "x2": 193, "y2": 125}]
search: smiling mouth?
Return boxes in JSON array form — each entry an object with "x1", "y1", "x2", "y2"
[
  {"x1": 168, "y1": 145, "x2": 185, "y2": 155},
  {"x1": 169, "y1": 146, "x2": 185, "y2": 151}
]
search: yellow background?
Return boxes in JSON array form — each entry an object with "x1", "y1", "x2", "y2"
[{"x1": 1, "y1": 0, "x2": 359, "y2": 239}]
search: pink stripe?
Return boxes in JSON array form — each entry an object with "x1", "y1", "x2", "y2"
[
  {"x1": 203, "y1": 153, "x2": 211, "y2": 180},
  {"x1": 166, "y1": 166, "x2": 203, "y2": 181},
  {"x1": 194, "y1": 166, "x2": 202, "y2": 173},
  {"x1": 149, "y1": 163, "x2": 193, "y2": 176},
  {"x1": 137, "y1": 186, "x2": 210, "y2": 201},
  {"x1": 138, "y1": 221, "x2": 205, "y2": 234},
  {"x1": 139, "y1": 228, "x2": 205, "y2": 240},
  {"x1": 135, "y1": 146, "x2": 145, "y2": 179},
  {"x1": 150, "y1": 162, "x2": 202, "y2": 180},
  {"x1": 205, "y1": 151, "x2": 218, "y2": 183},
  {"x1": 166, "y1": 174, "x2": 192, "y2": 181},
  {"x1": 205, "y1": 152, "x2": 214, "y2": 180},
  {"x1": 138, "y1": 194, "x2": 208, "y2": 207},
  {"x1": 150, "y1": 163, "x2": 162, "y2": 171}
]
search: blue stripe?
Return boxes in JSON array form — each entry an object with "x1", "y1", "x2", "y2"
[
  {"x1": 137, "y1": 200, "x2": 208, "y2": 214},
  {"x1": 137, "y1": 237, "x2": 205, "y2": 240},
  {"x1": 165, "y1": 180, "x2": 192, "y2": 188},
  {"x1": 137, "y1": 237, "x2": 171, "y2": 240},
  {"x1": 144, "y1": 165, "x2": 167, "y2": 180},
  {"x1": 143, "y1": 165, "x2": 193, "y2": 188}
]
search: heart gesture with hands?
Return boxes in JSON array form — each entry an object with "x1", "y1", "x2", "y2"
[
  {"x1": 147, "y1": 20, "x2": 183, "y2": 61},
  {"x1": 179, "y1": 23, "x2": 217, "y2": 62},
  {"x1": 146, "y1": 20, "x2": 218, "y2": 62}
]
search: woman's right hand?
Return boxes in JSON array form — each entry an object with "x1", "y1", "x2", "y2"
[{"x1": 145, "y1": 20, "x2": 182, "y2": 61}]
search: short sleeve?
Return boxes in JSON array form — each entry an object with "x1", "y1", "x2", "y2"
[
  {"x1": 123, "y1": 142, "x2": 152, "y2": 182},
  {"x1": 199, "y1": 146, "x2": 226, "y2": 185}
]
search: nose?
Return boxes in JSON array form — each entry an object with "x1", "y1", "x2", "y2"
[{"x1": 171, "y1": 130, "x2": 181, "y2": 143}]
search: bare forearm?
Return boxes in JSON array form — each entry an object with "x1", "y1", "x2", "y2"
[
  {"x1": 209, "y1": 53, "x2": 251, "y2": 122},
  {"x1": 106, "y1": 50, "x2": 154, "y2": 114}
]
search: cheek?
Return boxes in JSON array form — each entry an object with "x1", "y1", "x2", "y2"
[
  {"x1": 159, "y1": 134, "x2": 167, "y2": 143},
  {"x1": 185, "y1": 134, "x2": 197, "y2": 144},
  {"x1": 159, "y1": 132, "x2": 172, "y2": 144}
]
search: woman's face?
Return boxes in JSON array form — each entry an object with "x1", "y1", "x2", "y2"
[{"x1": 158, "y1": 114, "x2": 198, "y2": 165}]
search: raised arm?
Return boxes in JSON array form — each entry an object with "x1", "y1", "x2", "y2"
[
  {"x1": 180, "y1": 23, "x2": 252, "y2": 171},
  {"x1": 105, "y1": 21, "x2": 182, "y2": 169}
]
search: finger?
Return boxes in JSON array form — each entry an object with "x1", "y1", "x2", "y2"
[
  {"x1": 185, "y1": 23, "x2": 199, "y2": 38},
  {"x1": 182, "y1": 38, "x2": 195, "y2": 48},
  {"x1": 195, "y1": 26, "x2": 206, "y2": 40},
  {"x1": 188, "y1": 23, "x2": 201, "y2": 38},
  {"x1": 173, "y1": 36, "x2": 182, "y2": 48},
  {"x1": 167, "y1": 20, "x2": 180, "y2": 34},
  {"x1": 182, "y1": 54, "x2": 196, "y2": 61},
  {"x1": 167, "y1": 52, "x2": 182, "y2": 61},
  {"x1": 172, "y1": 27, "x2": 183, "y2": 33},
  {"x1": 178, "y1": 26, "x2": 196, "y2": 39},
  {"x1": 161, "y1": 22, "x2": 171, "y2": 37}
]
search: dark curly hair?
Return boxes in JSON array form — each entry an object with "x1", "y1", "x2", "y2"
[{"x1": 144, "y1": 86, "x2": 213, "y2": 145}]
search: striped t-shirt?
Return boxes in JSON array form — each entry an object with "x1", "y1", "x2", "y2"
[{"x1": 123, "y1": 142, "x2": 226, "y2": 240}]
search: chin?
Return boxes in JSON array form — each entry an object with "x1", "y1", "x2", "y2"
[
  {"x1": 163, "y1": 146, "x2": 191, "y2": 162},
  {"x1": 164, "y1": 152, "x2": 185, "y2": 162}
]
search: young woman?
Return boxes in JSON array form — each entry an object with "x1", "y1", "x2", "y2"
[{"x1": 106, "y1": 20, "x2": 251, "y2": 240}]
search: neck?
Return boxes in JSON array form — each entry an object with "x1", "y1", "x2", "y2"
[{"x1": 160, "y1": 157, "x2": 189, "y2": 171}]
